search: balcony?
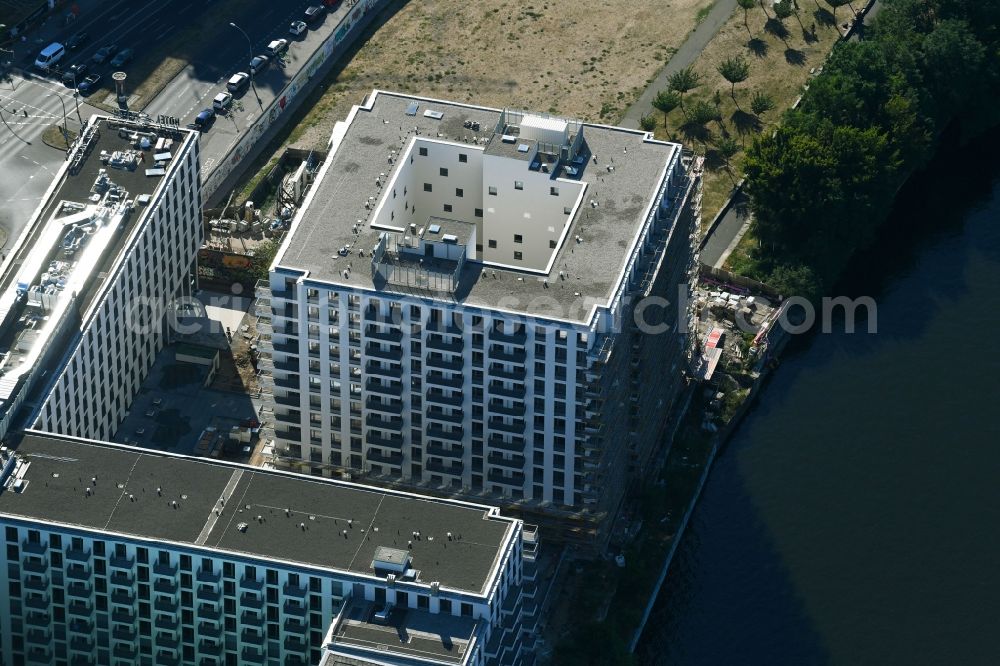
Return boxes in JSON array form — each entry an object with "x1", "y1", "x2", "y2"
[
  {"x1": 367, "y1": 432, "x2": 404, "y2": 450},
  {"x1": 284, "y1": 636, "x2": 310, "y2": 653},
  {"x1": 273, "y1": 358, "x2": 299, "y2": 373},
  {"x1": 274, "y1": 427, "x2": 302, "y2": 441},
  {"x1": 67, "y1": 602, "x2": 93, "y2": 617},
  {"x1": 366, "y1": 413, "x2": 403, "y2": 430},
  {"x1": 488, "y1": 399, "x2": 525, "y2": 417},
  {"x1": 425, "y1": 407, "x2": 462, "y2": 424},
  {"x1": 24, "y1": 628, "x2": 51, "y2": 645},
  {"x1": 282, "y1": 582, "x2": 308, "y2": 598},
  {"x1": 152, "y1": 561, "x2": 178, "y2": 577},
  {"x1": 240, "y1": 648, "x2": 267, "y2": 665},
  {"x1": 426, "y1": 355, "x2": 464, "y2": 372},
  {"x1": 66, "y1": 583, "x2": 91, "y2": 599},
  {"x1": 198, "y1": 639, "x2": 223, "y2": 655},
  {"x1": 487, "y1": 364, "x2": 525, "y2": 382},
  {"x1": 196, "y1": 586, "x2": 221, "y2": 603},
  {"x1": 110, "y1": 609, "x2": 135, "y2": 624},
  {"x1": 427, "y1": 442, "x2": 464, "y2": 459},
  {"x1": 272, "y1": 339, "x2": 299, "y2": 354},
  {"x1": 239, "y1": 576, "x2": 264, "y2": 592},
  {"x1": 23, "y1": 577, "x2": 49, "y2": 592},
  {"x1": 365, "y1": 396, "x2": 404, "y2": 414},
  {"x1": 22, "y1": 559, "x2": 47, "y2": 574},
  {"x1": 365, "y1": 343, "x2": 403, "y2": 362},
  {"x1": 22, "y1": 540, "x2": 47, "y2": 555},
  {"x1": 24, "y1": 595, "x2": 49, "y2": 610},
  {"x1": 241, "y1": 630, "x2": 265, "y2": 646},
  {"x1": 65, "y1": 548, "x2": 91, "y2": 563},
  {"x1": 490, "y1": 328, "x2": 526, "y2": 345},
  {"x1": 488, "y1": 453, "x2": 526, "y2": 470},
  {"x1": 284, "y1": 618, "x2": 309, "y2": 634},
  {"x1": 109, "y1": 571, "x2": 132, "y2": 587},
  {"x1": 487, "y1": 435, "x2": 526, "y2": 453},
  {"x1": 365, "y1": 361, "x2": 402, "y2": 379},
  {"x1": 426, "y1": 336, "x2": 463, "y2": 353},
  {"x1": 23, "y1": 612, "x2": 49, "y2": 628},
  {"x1": 154, "y1": 598, "x2": 178, "y2": 613},
  {"x1": 69, "y1": 636, "x2": 95, "y2": 652},
  {"x1": 426, "y1": 425, "x2": 463, "y2": 442},
  {"x1": 198, "y1": 622, "x2": 222, "y2": 639},
  {"x1": 426, "y1": 372, "x2": 463, "y2": 389},
  {"x1": 489, "y1": 346, "x2": 526, "y2": 364},
  {"x1": 155, "y1": 615, "x2": 180, "y2": 632},
  {"x1": 488, "y1": 469, "x2": 526, "y2": 486},
  {"x1": 197, "y1": 569, "x2": 221, "y2": 584},
  {"x1": 488, "y1": 381, "x2": 525, "y2": 399},
  {"x1": 111, "y1": 626, "x2": 136, "y2": 642},
  {"x1": 365, "y1": 379, "x2": 403, "y2": 397},
  {"x1": 426, "y1": 390, "x2": 462, "y2": 407},
  {"x1": 367, "y1": 449, "x2": 404, "y2": 466},
  {"x1": 488, "y1": 417, "x2": 526, "y2": 435},
  {"x1": 239, "y1": 592, "x2": 264, "y2": 609},
  {"x1": 426, "y1": 459, "x2": 463, "y2": 475},
  {"x1": 240, "y1": 610, "x2": 263, "y2": 626},
  {"x1": 283, "y1": 601, "x2": 307, "y2": 617},
  {"x1": 365, "y1": 326, "x2": 403, "y2": 343},
  {"x1": 112, "y1": 645, "x2": 137, "y2": 661}
]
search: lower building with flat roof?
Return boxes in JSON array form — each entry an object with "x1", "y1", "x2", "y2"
[{"x1": 0, "y1": 431, "x2": 536, "y2": 665}]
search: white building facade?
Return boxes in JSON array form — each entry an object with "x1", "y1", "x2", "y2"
[{"x1": 259, "y1": 92, "x2": 699, "y2": 544}]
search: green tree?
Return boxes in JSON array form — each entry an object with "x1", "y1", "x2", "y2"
[
  {"x1": 639, "y1": 114, "x2": 657, "y2": 132},
  {"x1": 667, "y1": 66, "x2": 701, "y2": 114},
  {"x1": 716, "y1": 136, "x2": 741, "y2": 170},
  {"x1": 750, "y1": 90, "x2": 775, "y2": 117},
  {"x1": 651, "y1": 89, "x2": 681, "y2": 128},
  {"x1": 737, "y1": 0, "x2": 757, "y2": 36},
  {"x1": 717, "y1": 55, "x2": 751, "y2": 105},
  {"x1": 774, "y1": 0, "x2": 794, "y2": 23},
  {"x1": 688, "y1": 100, "x2": 718, "y2": 128},
  {"x1": 825, "y1": 0, "x2": 846, "y2": 23},
  {"x1": 251, "y1": 239, "x2": 280, "y2": 282}
]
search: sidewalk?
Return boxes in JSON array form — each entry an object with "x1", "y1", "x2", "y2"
[{"x1": 620, "y1": 0, "x2": 737, "y2": 129}]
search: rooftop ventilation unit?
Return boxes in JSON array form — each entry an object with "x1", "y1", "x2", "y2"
[
  {"x1": 501, "y1": 134, "x2": 517, "y2": 143},
  {"x1": 423, "y1": 109, "x2": 444, "y2": 120},
  {"x1": 517, "y1": 144, "x2": 530, "y2": 153},
  {"x1": 405, "y1": 102, "x2": 419, "y2": 116},
  {"x1": 428, "y1": 224, "x2": 441, "y2": 234}
]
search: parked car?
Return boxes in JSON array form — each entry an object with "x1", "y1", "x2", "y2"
[
  {"x1": 34, "y1": 42, "x2": 65, "y2": 70},
  {"x1": 61, "y1": 63, "x2": 89, "y2": 86},
  {"x1": 91, "y1": 44, "x2": 119, "y2": 64},
  {"x1": 304, "y1": 5, "x2": 325, "y2": 24},
  {"x1": 212, "y1": 92, "x2": 232, "y2": 113},
  {"x1": 226, "y1": 72, "x2": 250, "y2": 94},
  {"x1": 77, "y1": 74, "x2": 101, "y2": 95},
  {"x1": 289, "y1": 20, "x2": 307, "y2": 36},
  {"x1": 266, "y1": 39, "x2": 288, "y2": 58},
  {"x1": 109, "y1": 48, "x2": 134, "y2": 68},
  {"x1": 249, "y1": 55, "x2": 269, "y2": 76},
  {"x1": 65, "y1": 32, "x2": 88, "y2": 50},
  {"x1": 194, "y1": 108, "x2": 215, "y2": 131}
]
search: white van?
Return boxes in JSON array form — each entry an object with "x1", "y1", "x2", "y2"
[{"x1": 35, "y1": 42, "x2": 65, "y2": 70}]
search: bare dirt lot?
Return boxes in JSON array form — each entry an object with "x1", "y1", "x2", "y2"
[{"x1": 289, "y1": 0, "x2": 713, "y2": 150}]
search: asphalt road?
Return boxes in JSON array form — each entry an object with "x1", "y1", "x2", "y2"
[
  {"x1": 144, "y1": 1, "x2": 353, "y2": 180},
  {"x1": 0, "y1": 72, "x2": 102, "y2": 250}
]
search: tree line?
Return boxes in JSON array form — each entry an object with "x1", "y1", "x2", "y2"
[{"x1": 742, "y1": 0, "x2": 1000, "y2": 299}]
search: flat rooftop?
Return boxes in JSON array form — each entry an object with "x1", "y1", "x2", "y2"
[
  {"x1": 0, "y1": 116, "x2": 194, "y2": 418},
  {"x1": 277, "y1": 90, "x2": 680, "y2": 324},
  {"x1": 0, "y1": 432, "x2": 515, "y2": 594}
]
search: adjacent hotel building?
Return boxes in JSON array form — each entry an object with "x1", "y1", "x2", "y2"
[
  {"x1": 0, "y1": 113, "x2": 202, "y2": 443},
  {"x1": 258, "y1": 91, "x2": 699, "y2": 544},
  {"x1": 0, "y1": 432, "x2": 536, "y2": 666}
]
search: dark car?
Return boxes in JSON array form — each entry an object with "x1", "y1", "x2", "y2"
[
  {"x1": 91, "y1": 44, "x2": 118, "y2": 64},
  {"x1": 65, "y1": 32, "x2": 88, "y2": 50},
  {"x1": 303, "y1": 5, "x2": 325, "y2": 24},
  {"x1": 194, "y1": 108, "x2": 215, "y2": 131},
  {"x1": 61, "y1": 63, "x2": 89, "y2": 86},
  {"x1": 109, "y1": 48, "x2": 134, "y2": 68},
  {"x1": 77, "y1": 74, "x2": 101, "y2": 95}
]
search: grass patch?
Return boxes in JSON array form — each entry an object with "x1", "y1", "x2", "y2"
[
  {"x1": 236, "y1": 156, "x2": 280, "y2": 205},
  {"x1": 649, "y1": 4, "x2": 842, "y2": 226},
  {"x1": 41, "y1": 124, "x2": 76, "y2": 151},
  {"x1": 696, "y1": 0, "x2": 717, "y2": 25}
]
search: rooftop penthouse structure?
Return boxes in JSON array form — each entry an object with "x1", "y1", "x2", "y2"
[
  {"x1": 258, "y1": 91, "x2": 700, "y2": 546},
  {"x1": 0, "y1": 432, "x2": 535, "y2": 665}
]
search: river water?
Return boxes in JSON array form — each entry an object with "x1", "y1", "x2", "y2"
[{"x1": 639, "y1": 126, "x2": 1000, "y2": 665}]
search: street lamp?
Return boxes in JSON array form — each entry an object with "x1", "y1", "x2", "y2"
[
  {"x1": 229, "y1": 21, "x2": 262, "y2": 109},
  {"x1": 48, "y1": 93, "x2": 69, "y2": 151}
]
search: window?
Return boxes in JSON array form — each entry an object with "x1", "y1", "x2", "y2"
[
  {"x1": 418, "y1": 147, "x2": 428, "y2": 156},
  {"x1": 443, "y1": 204, "x2": 453, "y2": 213},
  {"x1": 550, "y1": 186, "x2": 560, "y2": 196},
  {"x1": 439, "y1": 167, "x2": 448, "y2": 177},
  {"x1": 488, "y1": 186, "x2": 497, "y2": 196},
  {"x1": 488, "y1": 240, "x2": 497, "y2": 249},
  {"x1": 514, "y1": 181, "x2": 524, "y2": 190},
  {"x1": 459, "y1": 153, "x2": 468, "y2": 163},
  {"x1": 549, "y1": 239, "x2": 557, "y2": 249},
  {"x1": 455, "y1": 188, "x2": 464, "y2": 197},
  {"x1": 514, "y1": 234, "x2": 523, "y2": 244},
  {"x1": 423, "y1": 183, "x2": 432, "y2": 192},
  {"x1": 514, "y1": 251, "x2": 523, "y2": 260},
  {"x1": 474, "y1": 208, "x2": 483, "y2": 217},
  {"x1": 563, "y1": 206, "x2": 572, "y2": 215}
]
